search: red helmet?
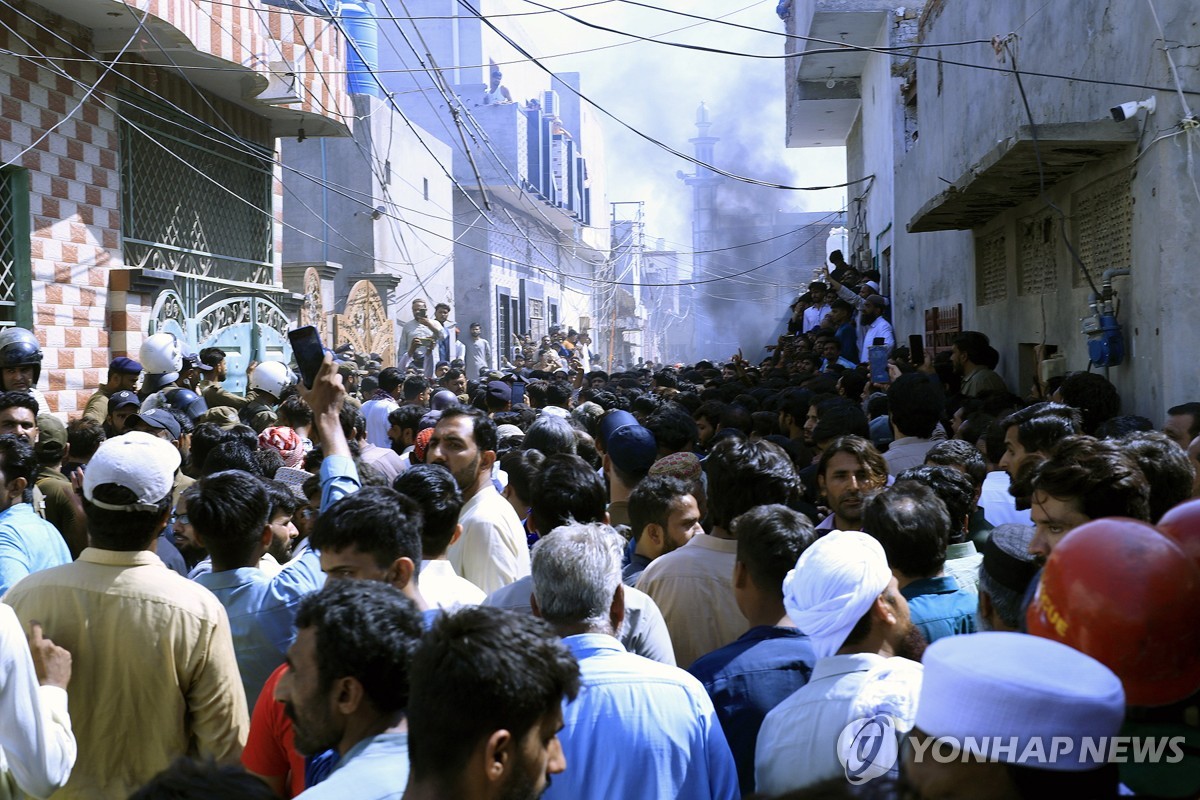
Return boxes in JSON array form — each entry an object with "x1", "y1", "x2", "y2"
[
  {"x1": 1027, "y1": 517, "x2": 1200, "y2": 707},
  {"x1": 1157, "y1": 498, "x2": 1200, "y2": 574}
]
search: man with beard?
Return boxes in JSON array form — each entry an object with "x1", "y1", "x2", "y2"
[
  {"x1": 863, "y1": 482, "x2": 977, "y2": 643},
  {"x1": 754, "y1": 529, "x2": 925, "y2": 794},
  {"x1": 996, "y1": 402, "x2": 1080, "y2": 511},
  {"x1": 952, "y1": 331, "x2": 1007, "y2": 398},
  {"x1": 404, "y1": 606, "x2": 580, "y2": 800},
  {"x1": 622, "y1": 475, "x2": 703, "y2": 586},
  {"x1": 273, "y1": 580, "x2": 423, "y2": 800},
  {"x1": 815, "y1": 435, "x2": 888, "y2": 531},
  {"x1": 427, "y1": 406, "x2": 529, "y2": 593},
  {"x1": 856, "y1": 294, "x2": 894, "y2": 364},
  {"x1": 198, "y1": 347, "x2": 249, "y2": 410}
]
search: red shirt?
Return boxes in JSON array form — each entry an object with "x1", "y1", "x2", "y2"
[{"x1": 242, "y1": 663, "x2": 306, "y2": 798}]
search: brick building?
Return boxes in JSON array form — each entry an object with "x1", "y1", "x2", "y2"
[{"x1": 0, "y1": 0, "x2": 350, "y2": 413}]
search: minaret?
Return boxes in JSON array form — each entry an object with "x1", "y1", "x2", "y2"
[{"x1": 679, "y1": 102, "x2": 724, "y2": 282}]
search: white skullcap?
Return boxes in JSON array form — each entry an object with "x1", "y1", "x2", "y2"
[
  {"x1": 782, "y1": 529, "x2": 893, "y2": 659},
  {"x1": 917, "y1": 632, "x2": 1125, "y2": 772}
]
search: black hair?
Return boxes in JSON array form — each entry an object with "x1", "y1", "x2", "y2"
[
  {"x1": 1119, "y1": 431, "x2": 1194, "y2": 523},
  {"x1": 751, "y1": 410, "x2": 781, "y2": 438},
  {"x1": 499, "y1": 449, "x2": 544, "y2": 505},
  {"x1": 310, "y1": 487, "x2": 424, "y2": 571},
  {"x1": 0, "y1": 434, "x2": 36, "y2": 503},
  {"x1": 393, "y1": 464, "x2": 464, "y2": 559},
  {"x1": 188, "y1": 471, "x2": 270, "y2": 568},
  {"x1": 294, "y1": 580, "x2": 424, "y2": 716},
  {"x1": 544, "y1": 382, "x2": 572, "y2": 408},
  {"x1": 887, "y1": 373, "x2": 944, "y2": 439},
  {"x1": 924, "y1": 438, "x2": 988, "y2": 489},
  {"x1": 812, "y1": 398, "x2": 870, "y2": 444},
  {"x1": 188, "y1": 422, "x2": 226, "y2": 475},
  {"x1": 777, "y1": 388, "x2": 812, "y2": 426},
  {"x1": 254, "y1": 446, "x2": 284, "y2": 479},
  {"x1": 387, "y1": 404, "x2": 427, "y2": 437},
  {"x1": 198, "y1": 347, "x2": 227, "y2": 369},
  {"x1": 402, "y1": 376, "x2": 429, "y2": 402},
  {"x1": 0, "y1": 391, "x2": 37, "y2": 418},
  {"x1": 407, "y1": 607, "x2": 581, "y2": 782},
  {"x1": 201, "y1": 443, "x2": 263, "y2": 477},
  {"x1": 1057, "y1": 371, "x2": 1121, "y2": 435},
  {"x1": 628, "y1": 475, "x2": 691, "y2": 543},
  {"x1": 951, "y1": 331, "x2": 991, "y2": 365},
  {"x1": 693, "y1": 400, "x2": 727, "y2": 426},
  {"x1": 863, "y1": 480, "x2": 951, "y2": 578},
  {"x1": 263, "y1": 479, "x2": 300, "y2": 518},
  {"x1": 523, "y1": 415, "x2": 577, "y2": 457},
  {"x1": 378, "y1": 367, "x2": 404, "y2": 393},
  {"x1": 437, "y1": 406, "x2": 498, "y2": 453},
  {"x1": 897, "y1": 465, "x2": 975, "y2": 542},
  {"x1": 129, "y1": 757, "x2": 277, "y2": 800},
  {"x1": 1168, "y1": 402, "x2": 1200, "y2": 441},
  {"x1": 719, "y1": 404, "x2": 753, "y2": 434},
  {"x1": 66, "y1": 417, "x2": 106, "y2": 461},
  {"x1": 531, "y1": 453, "x2": 606, "y2": 534},
  {"x1": 1031, "y1": 436, "x2": 1151, "y2": 521},
  {"x1": 734, "y1": 504, "x2": 815, "y2": 595},
  {"x1": 646, "y1": 406, "x2": 699, "y2": 453},
  {"x1": 225, "y1": 425, "x2": 260, "y2": 451},
  {"x1": 85, "y1": 484, "x2": 172, "y2": 551},
  {"x1": 1001, "y1": 402, "x2": 1082, "y2": 455},
  {"x1": 276, "y1": 395, "x2": 313, "y2": 430},
  {"x1": 706, "y1": 438, "x2": 798, "y2": 531},
  {"x1": 1094, "y1": 414, "x2": 1153, "y2": 440}
]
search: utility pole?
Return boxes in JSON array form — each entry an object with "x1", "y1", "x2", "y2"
[{"x1": 606, "y1": 201, "x2": 645, "y2": 371}]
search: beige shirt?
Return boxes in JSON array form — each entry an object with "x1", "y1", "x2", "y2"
[
  {"x1": 4, "y1": 548, "x2": 248, "y2": 799},
  {"x1": 636, "y1": 534, "x2": 745, "y2": 668},
  {"x1": 419, "y1": 559, "x2": 486, "y2": 611},
  {"x1": 447, "y1": 484, "x2": 531, "y2": 595}
]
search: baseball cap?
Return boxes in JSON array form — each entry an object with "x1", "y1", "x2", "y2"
[
  {"x1": 35, "y1": 414, "x2": 67, "y2": 461},
  {"x1": 197, "y1": 406, "x2": 240, "y2": 430},
  {"x1": 129, "y1": 408, "x2": 182, "y2": 441},
  {"x1": 181, "y1": 353, "x2": 213, "y2": 372},
  {"x1": 598, "y1": 410, "x2": 638, "y2": 449},
  {"x1": 109, "y1": 390, "x2": 140, "y2": 411},
  {"x1": 496, "y1": 423, "x2": 524, "y2": 440},
  {"x1": 83, "y1": 431, "x2": 181, "y2": 512},
  {"x1": 606, "y1": 424, "x2": 658, "y2": 477},
  {"x1": 487, "y1": 381, "x2": 512, "y2": 404},
  {"x1": 108, "y1": 356, "x2": 143, "y2": 374}
]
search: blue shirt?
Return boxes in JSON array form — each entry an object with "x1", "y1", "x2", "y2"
[
  {"x1": 320, "y1": 454, "x2": 360, "y2": 512},
  {"x1": 835, "y1": 321, "x2": 858, "y2": 364},
  {"x1": 543, "y1": 634, "x2": 739, "y2": 800},
  {"x1": 902, "y1": 575, "x2": 978, "y2": 644},
  {"x1": 194, "y1": 550, "x2": 325, "y2": 706},
  {"x1": 297, "y1": 732, "x2": 409, "y2": 800},
  {"x1": 688, "y1": 626, "x2": 816, "y2": 796},
  {"x1": 0, "y1": 502, "x2": 70, "y2": 595}
]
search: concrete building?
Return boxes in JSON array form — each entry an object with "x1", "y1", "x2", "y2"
[
  {"x1": 375, "y1": 0, "x2": 608, "y2": 370},
  {"x1": 0, "y1": 0, "x2": 349, "y2": 411},
  {"x1": 785, "y1": 0, "x2": 1200, "y2": 418}
]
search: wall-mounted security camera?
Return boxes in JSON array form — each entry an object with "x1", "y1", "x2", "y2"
[
  {"x1": 1111, "y1": 96, "x2": 1156, "y2": 121},
  {"x1": 370, "y1": 205, "x2": 386, "y2": 221}
]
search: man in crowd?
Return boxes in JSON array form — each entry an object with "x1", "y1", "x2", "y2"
[
  {"x1": 433, "y1": 302, "x2": 461, "y2": 365},
  {"x1": 34, "y1": 414, "x2": 88, "y2": 556},
  {"x1": 274, "y1": 580, "x2": 423, "y2": 799},
  {"x1": 427, "y1": 406, "x2": 529, "y2": 593},
  {"x1": 398, "y1": 299, "x2": 444, "y2": 378},
  {"x1": 857, "y1": 294, "x2": 894, "y2": 364},
  {"x1": 362, "y1": 367, "x2": 403, "y2": 448},
  {"x1": 103, "y1": 389, "x2": 141, "y2": 439},
  {"x1": 997, "y1": 402, "x2": 1081, "y2": 509},
  {"x1": 404, "y1": 607, "x2": 579, "y2": 800},
  {"x1": 976, "y1": 523, "x2": 1039, "y2": 632},
  {"x1": 864, "y1": 481, "x2": 977, "y2": 643},
  {"x1": 531, "y1": 522, "x2": 739, "y2": 800},
  {"x1": 953, "y1": 331, "x2": 1008, "y2": 398},
  {"x1": 755, "y1": 530, "x2": 925, "y2": 794},
  {"x1": 82, "y1": 356, "x2": 142, "y2": 424},
  {"x1": 198, "y1": 347, "x2": 248, "y2": 410},
  {"x1": 603, "y1": 423, "x2": 657, "y2": 528},
  {"x1": 815, "y1": 435, "x2": 888, "y2": 531},
  {"x1": 801, "y1": 282, "x2": 831, "y2": 333},
  {"x1": 1163, "y1": 401, "x2": 1200, "y2": 448},
  {"x1": 465, "y1": 322, "x2": 493, "y2": 379},
  {"x1": 638, "y1": 437, "x2": 798, "y2": 668},
  {"x1": 884, "y1": 373, "x2": 944, "y2": 472},
  {"x1": 0, "y1": 434, "x2": 70, "y2": 594},
  {"x1": 688, "y1": 504, "x2": 817, "y2": 795},
  {"x1": 5, "y1": 432, "x2": 248, "y2": 798},
  {"x1": 623, "y1": 475, "x2": 703, "y2": 586}
]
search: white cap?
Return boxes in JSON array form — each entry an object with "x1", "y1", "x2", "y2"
[
  {"x1": 782, "y1": 529, "x2": 893, "y2": 659},
  {"x1": 917, "y1": 632, "x2": 1125, "y2": 772},
  {"x1": 83, "y1": 431, "x2": 181, "y2": 512},
  {"x1": 496, "y1": 424, "x2": 525, "y2": 439}
]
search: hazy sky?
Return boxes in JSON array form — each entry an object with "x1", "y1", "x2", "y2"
[{"x1": 486, "y1": 0, "x2": 848, "y2": 250}]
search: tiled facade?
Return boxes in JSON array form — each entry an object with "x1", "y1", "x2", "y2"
[{"x1": 0, "y1": 0, "x2": 349, "y2": 414}]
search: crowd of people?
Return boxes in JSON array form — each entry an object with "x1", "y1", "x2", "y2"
[{"x1": 0, "y1": 251, "x2": 1198, "y2": 800}]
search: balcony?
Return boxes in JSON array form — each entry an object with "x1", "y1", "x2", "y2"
[
  {"x1": 37, "y1": 0, "x2": 351, "y2": 138},
  {"x1": 785, "y1": 0, "x2": 895, "y2": 148}
]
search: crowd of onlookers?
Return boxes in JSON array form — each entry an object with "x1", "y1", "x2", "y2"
[{"x1": 0, "y1": 254, "x2": 1198, "y2": 799}]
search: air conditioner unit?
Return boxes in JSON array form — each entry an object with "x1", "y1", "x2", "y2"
[
  {"x1": 542, "y1": 90, "x2": 560, "y2": 118},
  {"x1": 254, "y1": 61, "x2": 302, "y2": 106}
]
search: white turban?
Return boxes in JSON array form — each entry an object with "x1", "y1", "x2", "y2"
[{"x1": 783, "y1": 530, "x2": 893, "y2": 659}]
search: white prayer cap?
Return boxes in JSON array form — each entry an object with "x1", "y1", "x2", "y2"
[
  {"x1": 917, "y1": 632, "x2": 1125, "y2": 772},
  {"x1": 782, "y1": 529, "x2": 892, "y2": 659}
]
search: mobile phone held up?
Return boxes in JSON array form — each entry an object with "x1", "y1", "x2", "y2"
[
  {"x1": 909, "y1": 334, "x2": 924, "y2": 366},
  {"x1": 868, "y1": 338, "x2": 890, "y2": 385},
  {"x1": 288, "y1": 326, "x2": 326, "y2": 389}
]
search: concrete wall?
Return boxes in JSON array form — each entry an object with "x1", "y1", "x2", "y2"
[{"x1": 889, "y1": 0, "x2": 1198, "y2": 419}]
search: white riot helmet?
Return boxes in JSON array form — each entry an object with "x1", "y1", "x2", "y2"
[
  {"x1": 249, "y1": 360, "x2": 293, "y2": 398},
  {"x1": 139, "y1": 332, "x2": 183, "y2": 375}
]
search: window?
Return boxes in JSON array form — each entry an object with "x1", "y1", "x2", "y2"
[
  {"x1": 422, "y1": 178, "x2": 429, "y2": 201},
  {"x1": 0, "y1": 168, "x2": 32, "y2": 328},
  {"x1": 497, "y1": 288, "x2": 512, "y2": 359}
]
